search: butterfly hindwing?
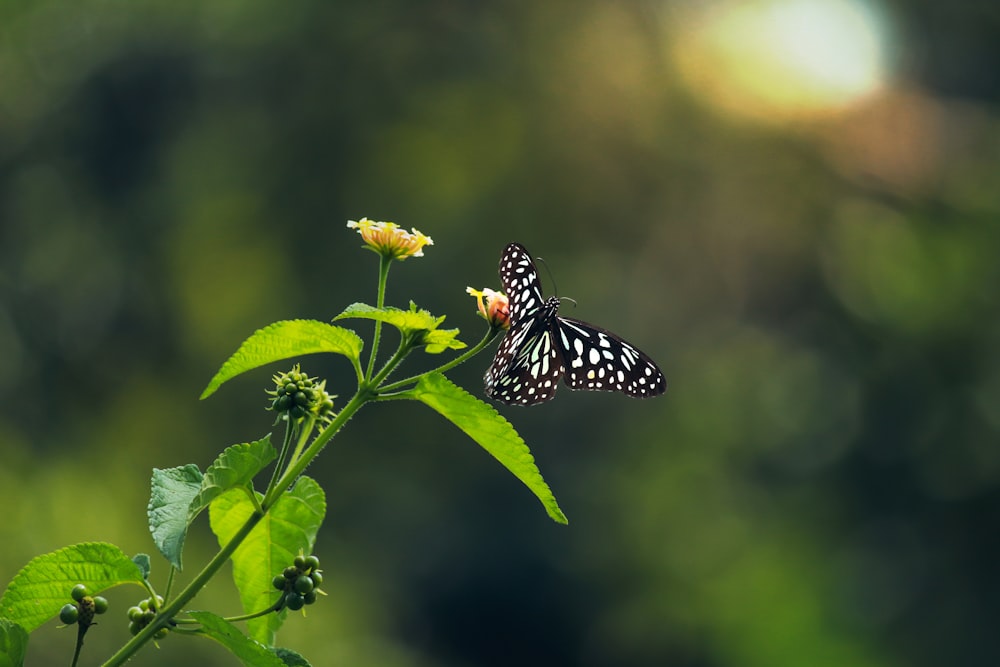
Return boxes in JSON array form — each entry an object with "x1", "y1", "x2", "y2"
[
  {"x1": 486, "y1": 242, "x2": 665, "y2": 405},
  {"x1": 556, "y1": 317, "x2": 666, "y2": 397},
  {"x1": 484, "y1": 314, "x2": 564, "y2": 405}
]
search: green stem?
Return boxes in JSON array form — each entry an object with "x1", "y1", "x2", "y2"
[
  {"x1": 372, "y1": 391, "x2": 416, "y2": 401},
  {"x1": 219, "y1": 597, "x2": 286, "y2": 623},
  {"x1": 265, "y1": 340, "x2": 412, "y2": 508},
  {"x1": 369, "y1": 338, "x2": 411, "y2": 389},
  {"x1": 264, "y1": 389, "x2": 369, "y2": 509},
  {"x1": 71, "y1": 624, "x2": 86, "y2": 667},
  {"x1": 364, "y1": 255, "x2": 393, "y2": 381},
  {"x1": 247, "y1": 488, "x2": 265, "y2": 515},
  {"x1": 162, "y1": 567, "x2": 177, "y2": 604},
  {"x1": 284, "y1": 414, "x2": 317, "y2": 475},
  {"x1": 378, "y1": 326, "x2": 500, "y2": 393},
  {"x1": 172, "y1": 597, "x2": 284, "y2": 625},
  {"x1": 264, "y1": 419, "x2": 297, "y2": 501},
  {"x1": 101, "y1": 510, "x2": 266, "y2": 667}
]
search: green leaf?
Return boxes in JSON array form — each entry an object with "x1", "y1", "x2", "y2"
[
  {"x1": 148, "y1": 465, "x2": 204, "y2": 570},
  {"x1": 272, "y1": 647, "x2": 312, "y2": 666},
  {"x1": 189, "y1": 437, "x2": 277, "y2": 519},
  {"x1": 0, "y1": 619, "x2": 28, "y2": 667},
  {"x1": 335, "y1": 301, "x2": 443, "y2": 331},
  {"x1": 209, "y1": 477, "x2": 326, "y2": 645},
  {"x1": 189, "y1": 611, "x2": 287, "y2": 667},
  {"x1": 0, "y1": 543, "x2": 145, "y2": 632},
  {"x1": 410, "y1": 373, "x2": 568, "y2": 524},
  {"x1": 335, "y1": 302, "x2": 465, "y2": 353},
  {"x1": 149, "y1": 439, "x2": 278, "y2": 572},
  {"x1": 132, "y1": 554, "x2": 151, "y2": 580},
  {"x1": 422, "y1": 328, "x2": 466, "y2": 354},
  {"x1": 201, "y1": 320, "x2": 363, "y2": 399}
]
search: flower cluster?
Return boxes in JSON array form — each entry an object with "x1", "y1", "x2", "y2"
[
  {"x1": 347, "y1": 217, "x2": 433, "y2": 260},
  {"x1": 466, "y1": 287, "x2": 510, "y2": 330},
  {"x1": 267, "y1": 366, "x2": 335, "y2": 423}
]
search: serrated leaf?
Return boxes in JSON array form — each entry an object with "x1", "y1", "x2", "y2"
[
  {"x1": 335, "y1": 302, "x2": 465, "y2": 353},
  {"x1": 189, "y1": 437, "x2": 277, "y2": 521},
  {"x1": 410, "y1": 373, "x2": 568, "y2": 524},
  {"x1": 272, "y1": 647, "x2": 312, "y2": 666},
  {"x1": 201, "y1": 320, "x2": 363, "y2": 399},
  {"x1": 148, "y1": 465, "x2": 204, "y2": 570},
  {"x1": 209, "y1": 477, "x2": 326, "y2": 645},
  {"x1": 0, "y1": 619, "x2": 28, "y2": 667},
  {"x1": 335, "y1": 301, "x2": 443, "y2": 331},
  {"x1": 132, "y1": 554, "x2": 151, "y2": 580},
  {"x1": 0, "y1": 543, "x2": 145, "y2": 632},
  {"x1": 189, "y1": 611, "x2": 287, "y2": 667},
  {"x1": 422, "y1": 327, "x2": 466, "y2": 354}
]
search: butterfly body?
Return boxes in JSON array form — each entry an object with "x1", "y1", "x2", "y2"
[{"x1": 484, "y1": 243, "x2": 666, "y2": 406}]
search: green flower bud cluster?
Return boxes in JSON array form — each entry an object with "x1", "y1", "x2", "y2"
[
  {"x1": 126, "y1": 595, "x2": 168, "y2": 639},
  {"x1": 267, "y1": 366, "x2": 335, "y2": 422},
  {"x1": 272, "y1": 554, "x2": 325, "y2": 611},
  {"x1": 59, "y1": 584, "x2": 108, "y2": 628}
]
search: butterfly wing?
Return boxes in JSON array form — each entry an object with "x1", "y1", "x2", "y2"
[
  {"x1": 499, "y1": 242, "x2": 545, "y2": 325},
  {"x1": 484, "y1": 313, "x2": 564, "y2": 405},
  {"x1": 556, "y1": 316, "x2": 666, "y2": 398},
  {"x1": 486, "y1": 243, "x2": 565, "y2": 405}
]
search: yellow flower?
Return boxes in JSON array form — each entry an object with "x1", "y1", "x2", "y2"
[
  {"x1": 466, "y1": 287, "x2": 510, "y2": 330},
  {"x1": 347, "y1": 217, "x2": 433, "y2": 260}
]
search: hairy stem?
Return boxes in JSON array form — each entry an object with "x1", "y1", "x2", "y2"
[
  {"x1": 264, "y1": 419, "x2": 297, "y2": 502},
  {"x1": 364, "y1": 255, "x2": 393, "y2": 381},
  {"x1": 263, "y1": 390, "x2": 369, "y2": 510},
  {"x1": 285, "y1": 414, "x2": 317, "y2": 475},
  {"x1": 378, "y1": 326, "x2": 500, "y2": 393}
]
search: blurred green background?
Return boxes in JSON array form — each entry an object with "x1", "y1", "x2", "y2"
[{"x1": 3, "y1": 0, "x2": 1000, "y2": 665}]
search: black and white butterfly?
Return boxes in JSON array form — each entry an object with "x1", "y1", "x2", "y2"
[{"x1": 484, "y1": 242, "x2": 666, "y2": 406}]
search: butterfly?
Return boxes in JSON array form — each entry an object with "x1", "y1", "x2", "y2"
[{"x1": 484, "y1": 242, "x2": 666, "y2": 405}]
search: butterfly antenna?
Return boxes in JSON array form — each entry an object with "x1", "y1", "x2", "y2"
[
  {"x1": 536, "y1": 254, "x2": 577, "y2": 307},
  {"x1": 534, "y1": 255, "x2": 560, "y2": 296}
]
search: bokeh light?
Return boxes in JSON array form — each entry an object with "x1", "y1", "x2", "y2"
[{"x1": 671, "y1": 0, "x2": 892, "y2": 121}]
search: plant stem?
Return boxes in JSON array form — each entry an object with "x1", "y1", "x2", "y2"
[
  {"x1": 264, "y1": 389, "x2": 369, "y2": 509},
  {"x1": 378, "y1": 327, "x2": 500, "y2": 393},
  {"x1": 101, "y1": 510, "x2": 265, "y2": 667},
  {"x1": 162, "y1": 567, "x2": 177, "y2": 604},
  {"x1": 264, "y1": 418, "x2": 297, "y2": 501},
  {"x1": 284, "y1": 414, "x2": 317, "y2": 475},
  {"x1": 172, "y1": 597, "x2": 284, "y2": 625},
  {"x1": 71, "y1": 624, "x2": 86, "y2": 667},
  {"x1": 369, "y1": 338, "x2": 411, "y2": 388},
  {"x1": 364, "y1": 255, "x2": 393, "y2": 381}
]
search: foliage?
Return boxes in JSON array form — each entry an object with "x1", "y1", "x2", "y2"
[{"x1": 0, "y1": 224, "x2": 571, "y2": 666}]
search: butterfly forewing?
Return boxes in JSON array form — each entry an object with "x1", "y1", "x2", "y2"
[
  {"x1": 499, "y1": 243, "x2": 545, "y2": 323},
  {"x1": 486, "y1": 242, "x2": 666, "y2": 405}
]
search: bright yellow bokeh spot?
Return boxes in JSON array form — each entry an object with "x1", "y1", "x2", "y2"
[{"x1": 672, "y1": 0, "x2": 891, "y2": 122}]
